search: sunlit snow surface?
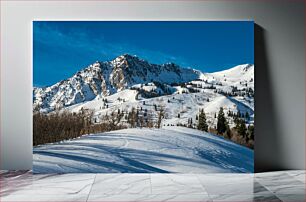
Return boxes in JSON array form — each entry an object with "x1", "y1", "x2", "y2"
[{"x1": 33, "y1": 127, "x2": 253, "y2": 173}]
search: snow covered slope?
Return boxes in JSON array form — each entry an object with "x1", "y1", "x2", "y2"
[
  {"x1": 205, "y1": 64, "x2": 254, "y2": 90},
  {"x1": 33, "y1": 127, "x2": 254, "y2": 173},
  {"x1": 65, "y1": 88, "x2": 253, "y2": 128}
]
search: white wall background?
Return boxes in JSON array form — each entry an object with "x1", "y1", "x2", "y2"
[{"x1": 1, "y1": 0, "x2": 304, "y2": 171}]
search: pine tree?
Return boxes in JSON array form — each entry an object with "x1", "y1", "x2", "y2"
[
  {"x1": 235, "y1": 118, "x2": 247, "y2": 138},
  {"x1": 247, "y1": 124, "x2": 254, "y2": 141},
  {"x1": 217, "y1": 107, "x2": 227, "y2": 134},
  {"x1": 237, "y1": 110, "x2": 241, "y2": 118},
  {"x1": 198, "y1": 109, "x2": 208, "y2": 132},
  {"x1": 245, "y1": 111, "x2": 250, "y2": 121},
  {"x1": 228, "y1": 110, "x2": 232, "y2": 117}
]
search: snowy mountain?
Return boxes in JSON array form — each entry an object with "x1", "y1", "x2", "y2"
[
  {"x1": 33, "y1": 54, "x2": 200, "y2": 112},
  {"x1": 204, "y1": 64, "x2": 254, "y2": 90},
  {"x1": 33, "y1": 127, "x2": 254, "y2": 173},
  {"x1": 33, "y1": 55, "x2": 254, "y2": 129}
]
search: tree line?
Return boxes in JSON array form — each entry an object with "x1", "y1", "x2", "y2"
[
  {"x1": 182, "y1": 107, "x2": 254, "y2": 149},
  {"x1": 34, "y1": 104, "x2": 253, "y2": 149},
  {"x1": 33, "y1": 109, "x2": 126, "y2": 146},
  {"x1": 33, "y1": 106, "x2": 165, "y2": 146}
]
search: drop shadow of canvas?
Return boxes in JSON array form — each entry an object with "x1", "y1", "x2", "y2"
[{"x1": 254, "y1": 24, "x2": 285, "y2": 172}]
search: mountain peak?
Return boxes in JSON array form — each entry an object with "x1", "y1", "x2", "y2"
[
  {"x1": 122, "y1": 53, "x2": 137, "y2": 58},
  {"x1": 111, "y1": 54, "x2": 145, "y2": 67},
  {"x1": 115, "y1": 53, "x2": 139, "y2": 61}
]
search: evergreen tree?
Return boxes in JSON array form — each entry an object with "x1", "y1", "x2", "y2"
[
  {"x1": 217, "y1": 107, "x2": 227, "y2": 134},
  {"x1": 247, "y1": 124, "x2": 254, "y2": 141},
  {"x1": 237, "y1": 110, "x2": 241, "y2": 118},
  {"x1": 228, "y1": 110, "x2": 232, "y2": 117},
  {"x1": 235, "y1": 118, "x2": 247, "y2": 138},
  {"x1": 245, "y1": 111, "x2": 250, "y2": 121},
  {"x1": 198, "y1": 109, "x2": 208, "y2": 132}
]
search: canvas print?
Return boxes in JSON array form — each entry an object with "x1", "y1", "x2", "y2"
[{"x1": 33, "y1": 21, "x2": 254, "y2": 173}]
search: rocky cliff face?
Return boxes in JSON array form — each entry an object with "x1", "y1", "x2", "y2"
[{"x1": 33, "y1": 54, "x2": 200, "y2": 112}]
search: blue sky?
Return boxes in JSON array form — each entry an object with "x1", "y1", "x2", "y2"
[{"x1": 33, "y1": 21, "x2": 254, "y2": 87}]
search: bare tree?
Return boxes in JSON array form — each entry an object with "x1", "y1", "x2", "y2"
[
  {"x1": 128, "y1": 107, "x2": 137, "y2": 128},
  {"x1": 146, "y1": 112, "x2": 154, "y2": 128},
  {"x1": 33, "y1": 108, "x2": 127, "y2": 146},
  {"x1": 157, "y1": 106, "x2": 164, "y2": 128},
  {"x1": 105, "y1": 110, "x2": 124, "y2": 129}
]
